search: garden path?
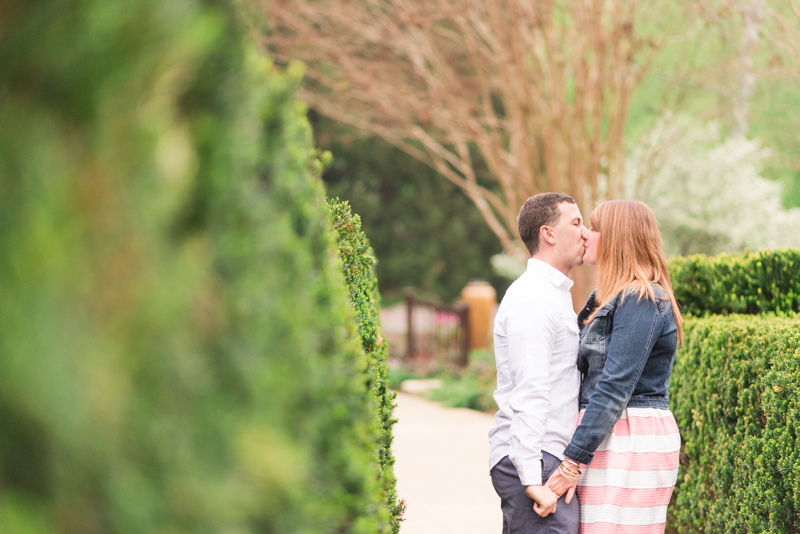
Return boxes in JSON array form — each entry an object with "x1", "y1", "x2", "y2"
[{"x1": 392, "y1": 391, "x2": 502, "y2": 534}]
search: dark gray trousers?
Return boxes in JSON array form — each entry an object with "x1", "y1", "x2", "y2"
[{"x1": 490, "y1": 453, "x2": 579, "y2": 534}]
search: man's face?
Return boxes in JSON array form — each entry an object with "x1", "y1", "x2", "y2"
[{"x1": 548, "y1": 202, "x2": 589, "y2": 269}]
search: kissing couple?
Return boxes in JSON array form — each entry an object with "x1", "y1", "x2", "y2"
[{"x1": 489, "y1": 193, "x2": 682, "y2": 534}]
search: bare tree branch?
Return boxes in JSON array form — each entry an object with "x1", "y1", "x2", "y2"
[{"x1": 255, "y1": 0, "x2": 678, "y2": 267}]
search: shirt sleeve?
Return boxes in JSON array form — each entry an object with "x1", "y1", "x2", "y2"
[
  {"x1": 507, "y1": 300, "x2": 557, "y2": 486},
  {"x1": 564, "y1": 293, "x2": 665, "y2": 465}
]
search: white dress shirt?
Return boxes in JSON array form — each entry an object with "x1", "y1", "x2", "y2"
[{"x1": 488, "y1": 258, "x2": 581, "y2": 486}]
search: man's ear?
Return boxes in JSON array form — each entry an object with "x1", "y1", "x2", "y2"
[{"x1": 540, "y1": 225, "x2": 556, "y2": 247}]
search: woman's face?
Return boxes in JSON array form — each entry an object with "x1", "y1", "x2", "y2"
[{"x1": 583, "y1": 227, "x2": 600, "y2": 266}]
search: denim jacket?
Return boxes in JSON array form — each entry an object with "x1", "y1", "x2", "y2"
[{"x1": 563, "y1": 285, "x2": 679, "y2": 466}]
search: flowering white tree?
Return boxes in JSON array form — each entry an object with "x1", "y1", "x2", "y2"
[{"x1": 626, "y1": 113, "x2": 800, "y2": 257}]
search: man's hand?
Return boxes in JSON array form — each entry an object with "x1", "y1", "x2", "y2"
[
  {"x1": 545, "y1": 470, "x2": 578, "y2": 504},
  {"x1": 525, "y1": 485, "x2": 558, "y2": 517}
]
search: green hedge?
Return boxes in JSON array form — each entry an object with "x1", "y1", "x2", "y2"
[
  {"x1": 329, "y1": 199, "x2": 404, "y2": 533},
  {"x1": 0, "y1": 1, "x2": 389, "y2": 532},
  {"x1": 668, "y1": 314, "x2": 800, "y2": 533},
  {"x1": 669, "y1": 249, "x2": 800, "y2": 316}
]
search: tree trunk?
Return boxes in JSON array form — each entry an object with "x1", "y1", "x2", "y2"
[
  {"x1": 732, "y1": 0, "x2": 763, "y2": 138},
  {"x1": 570, "y1": 263, "x2": 596, "y2": 314}
]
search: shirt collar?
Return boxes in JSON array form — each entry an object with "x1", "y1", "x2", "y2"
[{"x1": 527, "y1": 258, "x2": 574, "y2": 291}]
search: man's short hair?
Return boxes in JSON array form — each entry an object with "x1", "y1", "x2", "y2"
[{"x1": 518, "y1": 192, "x2": 577, "y2": 256}]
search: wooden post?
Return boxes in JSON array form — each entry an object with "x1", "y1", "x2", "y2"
[
  {"x1": 458, "y1": 303, "x2": 470, "y2": 367},
  {"x1": 404, "y1": 287, "x2": 415, "y2": 359},
  {"x1": 460, "y1": 281, "x2": 496, "y2": 350}
]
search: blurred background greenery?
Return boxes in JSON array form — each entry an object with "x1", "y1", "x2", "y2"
[{"x1": 314, "y1": 114, "x2": 510, "y2": 303}]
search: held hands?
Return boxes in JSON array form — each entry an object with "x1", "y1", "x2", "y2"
[
  {"x1": 525, "y1": 485, "x2": 558, "y2": 517},
  {"x1": 545, "y1": 460, "x2": 581, "y2": 504},
  {"x1": 526, "y1": 460, "x2": 582, "y2": 517}
]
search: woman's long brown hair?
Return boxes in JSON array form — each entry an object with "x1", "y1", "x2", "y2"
[{"x1": 586, "y1": 199, "x2": 683, "y2": 344}]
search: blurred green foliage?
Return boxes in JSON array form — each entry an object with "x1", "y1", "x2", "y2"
[
  {"x1": 328, "y1": 199, "x2": 404, "y2": 532},
  {"x1": 0, "y1": 1, "x2": 391, "y2": 532},
  {"x1": 668, "y1": 314, "x2": 800, "y2": 533},
  {"x1": 427, "y1": 350, "x2": 498, "y2": 413},
  {"x1": 669, "y1": 249, "x2": 800, "y2": 316},
  {"x1": 388, "y1": 350, "x2": 497, "y2": 413},
  {"x1": 315, "y1": 115, "x2": 510, "y2": 304}
]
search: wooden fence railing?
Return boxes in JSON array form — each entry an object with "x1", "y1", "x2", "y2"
[{"x1": 404, "y1": 288, "x2": 470, "y2": 367}]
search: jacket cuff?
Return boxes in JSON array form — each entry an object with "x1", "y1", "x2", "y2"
[
  {"x1": 564, "y1": 443, "x2": 594, "y2": 466},
  {"x1": 513, "y1": 459, "x2": 543, "y2": 486}
]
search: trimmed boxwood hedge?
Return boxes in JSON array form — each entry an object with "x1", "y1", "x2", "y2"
[
  {"x1": 669, "y1": 249, "x2": 800, "y2": 316},
  {"x1": 0, "y1": 1, "x2": 390, "y2": 532},
  {"x1": 668, "y1": 314, "x2": 800, "y2": 533},
  {"x1": 329, "y1": 199, "x2": 404, "y2": 533}
]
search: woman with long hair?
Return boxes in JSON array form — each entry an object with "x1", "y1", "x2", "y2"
[{"x1": 547, "y1": 199, "x2": 682, "y2": 534}]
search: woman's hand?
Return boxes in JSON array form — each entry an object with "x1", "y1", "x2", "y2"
[
  {"x1": 546, "y1": 469, "x2": 578, "y2": 504},
  {"x1": 525, "y1": 485, "x2": 558, "y2": 517}
]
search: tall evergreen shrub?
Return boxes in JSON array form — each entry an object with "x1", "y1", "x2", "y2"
[
  {"x1": 669, "y1": 249, "x2": 800, "y2": 315},
  {"x1": 667, "y1": 249, "x2": 800, "y2": 532},
  {"x1": 0, "y1": 1, "x2": 389, "y2": 532},
  {"x1": 329, "y1": 199, "x2": 404, "y2": 533},
  {"x1": 668, "y1": 315, "x2": 800, "y2": 533}
]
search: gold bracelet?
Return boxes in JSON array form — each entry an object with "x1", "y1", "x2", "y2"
[
  {"x1": 563, "y1": 458, "x2": 582, "y2": 471},
  {"x1": 557, "y1": 464, "x2": 580, "y2": 480},
  {"x1": 563, "y1": 458, "x2": 581, "y2": 470},
  {"x1": 564, "y1": 465, "x2": 581, "y2": 477},
  {"x1": 558, "y1": 461, "x2": 582, "y2": 478}
]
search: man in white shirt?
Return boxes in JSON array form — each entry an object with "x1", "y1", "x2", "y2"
[{"x1": 489, "y1": 192, "x2": 588, "y2": 534}]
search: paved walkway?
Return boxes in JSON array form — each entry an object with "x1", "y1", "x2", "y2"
[{"x1": 392, "y1": 391, "x2": 502, "y2": 534}]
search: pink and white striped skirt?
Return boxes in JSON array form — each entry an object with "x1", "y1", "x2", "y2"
[{"x1": 575, "y1": 407, "x2": 681, "y2": 534}]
